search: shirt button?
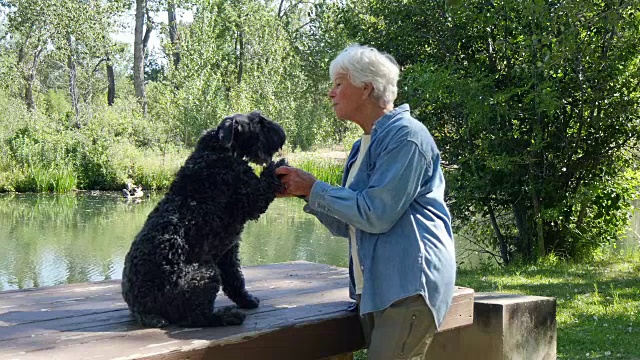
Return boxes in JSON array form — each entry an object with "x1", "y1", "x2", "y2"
[{"x1": 360, "y1": 266, "x2": 364, "y2": 271}]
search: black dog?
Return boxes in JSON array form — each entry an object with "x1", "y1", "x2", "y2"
[{"x1": 121, "y1": 111, "x2": 286, "y2": 328}]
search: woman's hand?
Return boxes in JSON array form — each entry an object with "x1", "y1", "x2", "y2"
[{"x1": 274, "y1": 166, "x2": 317, "y2": 199}]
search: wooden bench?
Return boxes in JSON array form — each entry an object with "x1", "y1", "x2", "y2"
[{"x1": 0, "y1": 261, "x2": 474, "y2": 360}]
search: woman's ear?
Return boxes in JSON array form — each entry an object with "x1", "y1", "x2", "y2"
[{"x1": 362, "y1": 83, "x2": 373, "y2": 99}]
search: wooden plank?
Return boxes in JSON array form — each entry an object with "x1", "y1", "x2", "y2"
[
  {"x1": 0, "y1": 262, "x2": 473, "y2": 360},
  {"x1": 0, "y1": 278, "x2": 348, "y2": 332},
  {"x1": 438, "y1": 286, "x2": 475, "y2": 332},
  {"x1": 134, "y1": 315, "x2": 365, "y2": 360},
  {"x1": 0, "y1": 297, "x2": 357, "y2": 359},
  {"x1": 0, "y1": 261, "x2": 347, "y2": 307}
]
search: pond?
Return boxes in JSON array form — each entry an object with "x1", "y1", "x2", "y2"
[
  {"x1": 0, "y1": 192, "x2": 350, "y2": 291},
  {"x1": 0, "y1": 193, "x2": 637, "y2": 291}
]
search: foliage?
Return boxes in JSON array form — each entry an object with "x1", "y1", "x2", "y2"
[
  {"x1": 338, "y1": 0, "x2": 640, "y2": 262},
  {"x1": 147, "y1": 0, "x2": 352, "y2": 150},
  {"x1": 2, "y1": 0, "x2": 129, "y2": 116},
  {"x1": 291, "y1": 157, "x2": 343, "y2": 186},
  {"x1": 457, "y1": 251, "x2": 640, "y2": 359},
  {"x1": 354, "y1": 250, "x2": 640, "y2": 360},
  {"x1": 1, "y1": 0, "x2": 354, "y2": 191},
  {"x1": 0, "y1": 91, "x2": 187, "y2": 193},
  {"x1": 2, "y1": 0, "x2": 640, "y2": 264}
]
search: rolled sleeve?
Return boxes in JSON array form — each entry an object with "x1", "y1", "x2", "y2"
[{"x1": 306, "y1": 140, "x2": 433, "y2": 234}]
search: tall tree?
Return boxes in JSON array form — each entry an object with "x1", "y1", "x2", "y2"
[
  {"x1": 154, "y1": 0, "x2": 340, "y2": 149},
  {"x1": 167, "y1": 0, "x2": 180, "y2": 69},
  {"x1": 66, "y1": 35, "x2": 80, "y2": 127},
  {"x1": 3, "y1": 0, "x2": 129, "y2": 116},
  {"x1": 105, "y1": 53, "x2": 115, "y2": 106},
  {"x1": 3, "y1": 0, "x2": 53, "y2": 110},
  {"x1": 134, "y1": 0, "x2": 153, "y2": 115},
  {"x1": 51, "y1": 0, "x2": 129, "y2": 126},
  {"x1": 339, "y1": 0, "x2": 640, "y2": 262}
]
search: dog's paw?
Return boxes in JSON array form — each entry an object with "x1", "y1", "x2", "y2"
[
  {"x1": 260, "y1": 160, "x2": 277, "y2": 179},
  {"x1": 271, "y1": 158, "x2": 291, "y2": 193},
  {"x1": 262, "y1": 158, "x2": 288, "y2": 178},
  {"x1": 274, "y1": 158, "x2": 288, "y2": 168},
  {"x1": 236, "y1": 293, "x2": 260, "y2": 309},
  {"x1": 260, "y1": 159, "x2": 288, "y2": 194},
  {"x1": 214, "y1": 306, "x2": 246, "y2": 326}
]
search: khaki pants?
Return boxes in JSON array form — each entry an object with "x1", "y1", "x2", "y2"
[{"x1": 359, "y1": 295, "x2": 437, "y2": 360}]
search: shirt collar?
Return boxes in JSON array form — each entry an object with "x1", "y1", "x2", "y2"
[{"x1": 371, "y1": 104, "x2": 410, "y2": 133}]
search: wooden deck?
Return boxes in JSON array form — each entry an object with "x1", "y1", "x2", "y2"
[{"x1": 0, "y1": 261, "x2": 474, "y2": 360}]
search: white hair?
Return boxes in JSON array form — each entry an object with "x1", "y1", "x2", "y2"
[{"x1": 329, "y1": 44, "x2": 400, "y2": 108}]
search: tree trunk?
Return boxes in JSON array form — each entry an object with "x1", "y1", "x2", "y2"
[
  {"x1": 19, "y1": 45, "x2": 42, "y2": 111},
  {"x1": 24, "y1": 71, "x2": 35, "y2": 111},
  {"x1": 67, "y1": 35, "x2": 81, "y2": 128},
  {"x1": 133, "y1": 0, "x2": 150, "y2": 115},
  {"x1": 236, "y1": 29, "x2": 244, "y2": 85},
  {"x1": 529, "y1": 162, "x2": 545, "y2": 259},
  {"x1": 106, "y1": 53, "x2": 115, "y2": 106},
  {"x1": 488, "y1": 203, "x2": 509, "y2": 266},
  {"x1": 277, "y1": 0, "x2": 285, "y2": 18},
  {"x1": 513, "y1": 201, "x2": 533, "y2": 260},
  {"x1": 167, "y1": 1, "x2": 180, "y2": 69}
]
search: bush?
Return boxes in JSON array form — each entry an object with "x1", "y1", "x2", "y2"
[
  {"x1": 340, "y1": 0, "x2": 640, "y2": 261},
  {"x1": 0, "y1": 92, "x2": 186, "y2": 193}
]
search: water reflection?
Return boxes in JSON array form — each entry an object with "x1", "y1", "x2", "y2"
[
  {"x1": 0, "y1": 193, "x2": 154, "y2": 290},
  {"x1": 2, "y1": 193, "x2": 635, "y2": 291},
  {"x1": 0, "y1": 193, "x2": 348, "y2": 291}
]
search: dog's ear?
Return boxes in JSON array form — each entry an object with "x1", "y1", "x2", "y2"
[
  {"x1": 218, "y1": 118, "x2": 235, "y2": 147},
  {"x1": 249, "y1": 110, "x2": 267, "y2": 122}
]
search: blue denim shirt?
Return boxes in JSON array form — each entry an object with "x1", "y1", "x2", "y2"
[{"x1": 303, "y1": 104, "x2": 456, "y2": 330}]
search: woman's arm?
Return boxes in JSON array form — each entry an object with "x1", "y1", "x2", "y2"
[
  {"x1": 274, "y1": 166, "x2": 349, "y2": 238},
  {"x1": 307, "y1": 140, "x2": 432, "y2": 234}
]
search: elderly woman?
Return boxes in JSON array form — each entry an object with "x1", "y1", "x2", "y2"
[{"x1": 275, "y1": 44, "x2": 456, "y2": 360}]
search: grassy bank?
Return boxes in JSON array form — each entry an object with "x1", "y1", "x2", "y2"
[
  {"x1": 0, "y1": 137, "x2": 345, "y2": 193},
  {"x1": 354, "y1": 250, "x2": 640, "y2": 359},
  {"x1": 283, "y1": 147, "x2": 345, "y2": 186},
  {"x1": 0, "y1": 89, "x2": 349, "y2": 193}
]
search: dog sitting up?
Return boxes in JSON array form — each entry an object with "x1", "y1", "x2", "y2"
[{"x1": 121, "y1": 111, "x2": 286, "y2": 328}]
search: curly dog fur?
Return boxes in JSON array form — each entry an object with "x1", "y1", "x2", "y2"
[{"x1": 121, "y1": 111, "x2": 286, "y2": 328}]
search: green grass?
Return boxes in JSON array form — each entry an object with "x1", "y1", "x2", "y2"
[
  {"x1": 353, "y1": 250, "x2": 640, "y2": 359},
  {"x1": 6, "y1": 164, "x2": 79, "y2": 193},
  {"x1": 458, "y1": 250, "x2": 640, "y2": 359},
  {"x1": 127, "y1": 149, "x2": 188, "y2": 191},
  {"x1": 2, "y1": 142, "x2": 346, "y2": 193},
  {"x1": 288, "y1": 155, "x2": 344, "y2": 186},
  {"x1": 0, "y1": 145, "x2": 189, "y2": 193}
]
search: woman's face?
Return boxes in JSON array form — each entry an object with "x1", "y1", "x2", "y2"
[{"x1": 328, "y1": 73, "x2": 368, "y2": 121}]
